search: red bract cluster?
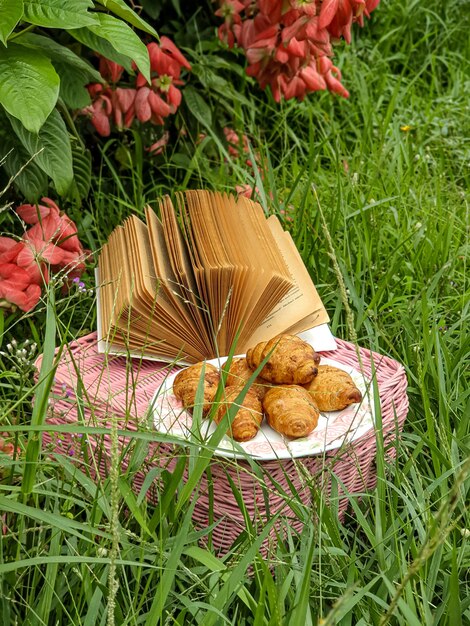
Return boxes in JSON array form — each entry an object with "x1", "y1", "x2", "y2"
[
  {"x1": 215, "y1": 0, "x2": 380, "y2": 101},
  {"x1": 223, "y1": 126, "x2": 256, "y2": 167},
  {"x1": 223, "y1": 126, "x2": 261, "y2": 199},
  {"x1": 0, "y1": 433, "x2": 20, "y2": 459},
  {"x1": 0, "y1": 198, "x2": 88, "y2": 312},
  {"x1": 81, "y1": 37, "x2": 191, "y2": 137}
]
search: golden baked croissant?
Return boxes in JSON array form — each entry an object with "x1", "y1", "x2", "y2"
[
  {"x1": 246, "y1": 334, "x2": 320, "y2": 385},
  {"x1": 173, "y1": 362, "x2": 220, "y2": 415},
  {"x1": 303, "y1": 365, "x2": 362, "y2": 411},
  {"x1": 262, "y1": 385, "x2": 319, "y2": 438},
  {"x1": 225, "y1": 357, "x2": 270, "y2": 400},
  {"x1": 214, "y1": 386, "x2": 263, "y2": 442}
]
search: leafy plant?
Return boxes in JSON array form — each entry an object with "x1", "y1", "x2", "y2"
[{"x1": 0, "y1": 0, "x2": 156, "y2": 202}]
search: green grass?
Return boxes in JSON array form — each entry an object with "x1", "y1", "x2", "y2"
[{"x1": 1, "y1": 0, "x2": 469, "y2": 624}]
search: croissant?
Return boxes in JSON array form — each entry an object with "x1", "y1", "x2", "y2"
[
  {"x1": 214, "y1": 386, "x2": 263, "y2": 442},
  {"x1": 263, "y1": 385, "x2": 319, "y2": 438},
  {"x1": 246, "y1": 334, "x2": 320, "y2": 385},
  {"x1": 225, "y1": 357, "x2": 270, "y2": 400},
  {"x1": 173, "y1": 362, "x2": 220, "y2": 415},
  {"x1": 303, "y1": 365, "x2": 362, "y2": 411}
]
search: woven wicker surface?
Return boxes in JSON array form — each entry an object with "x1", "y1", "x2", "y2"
[{"x1": 38, "y1": 332, "x2": 409, "y2": 554}]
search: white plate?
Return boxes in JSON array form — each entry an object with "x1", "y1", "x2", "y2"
[{"x1": 151, "y1": 355, "x2": 375, "y2": 461}]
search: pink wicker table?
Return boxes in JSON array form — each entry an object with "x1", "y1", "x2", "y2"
[{"x1": 39, "y1": 333, "x2": 408, "y2": 555}]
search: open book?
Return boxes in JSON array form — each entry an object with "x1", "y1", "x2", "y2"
[{"x1": 97, "y1": 190, "x2": 330, "y2": 362}]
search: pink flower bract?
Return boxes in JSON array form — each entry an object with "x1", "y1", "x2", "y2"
[{"x1": 215, "y1": 0, "x2": 380, "y2": 101}]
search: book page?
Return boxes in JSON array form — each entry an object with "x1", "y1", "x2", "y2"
[
  {"x1": 160, "y1": 195, "x2": 213, "y2": 351},
  {"x1": 145, "y1": 206, "x2": 202, "y2": 332},
  {"x1": 126, "y1": 215, "x2": 210, "y2": 359},
  {"x1": 246, "y1": 216, "x2": 329, "y2": 345},
  {"x1": 231, "y1": 199, "x2": 293, "y2": 348}
]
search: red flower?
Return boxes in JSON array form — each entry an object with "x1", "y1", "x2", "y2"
[
  {"x1": 99, "y1": 57, "x2": 124, "y2": 83},
  {"x1": 159, "y1": 37, "x2": 192, "y2": 74},
  {"x1": 0, "y1": 237, "x2": 23, "y2": 263},
  {"x1": 0, "y1": 199, "x2": 88, "y2": 312},
  {"x1": 82, "y1": 39, "x2": 191, "y2": 134},
  {"x1": 18, "y1": 198, "x2": 83, "y2": 256},
  {"x1": 0, "y1": 434, "x2": 21, "y2": 459},
  {"x1": 223, "y1": 127, "x2": 257, "y2": 167},
  {"x1": 134, "y1": 86, "x2": 171, "y2": 124},
  {"x1": 235, "y1": 183, "x2": 259, "y2": 198},
  {"x1": 215, "y1": 0, "x2": 379, "y2": 101},
  {"x1": 0, "y1": 260, "x2": 42, "y2": 312},
  {"x1": 134, "y1": 39, "x2": 191, "y2": 124},
  {"x1": 82, "y1": 84, "x2": 113, "y2": 136},
  {"x1": 147, "y1": 131, "x2": 170, "y2": 155},
  {"x1": 111, "y1": 88, "x2": 136, "y2": 129},
  {"x1": 16, "y1": 240, "x2": 62, "y2": 285}
]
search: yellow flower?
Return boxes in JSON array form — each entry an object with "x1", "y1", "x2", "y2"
[{"x1": 400, "y1": 125, "x2": 413, "y2": 132}]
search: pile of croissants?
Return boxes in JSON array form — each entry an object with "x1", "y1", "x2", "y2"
[{"x1": 173, "y1": 334, "x2": 363, "y2": 443}]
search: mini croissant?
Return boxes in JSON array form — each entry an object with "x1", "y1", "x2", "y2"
[
  {"x1": 173, "y1": 362, "x2": 220, "y2": 415},
  {"x1": 303, "y1": 365, "x2": 362, "y2": 411},
  {"x1": 246, "y1": 334, "x2": 320, "y2": 385},
  {"x1": 214, "y1": 386, "x2": 263, "y2": 442},
  {"x1": 225, "y1": 357, "x2": 270, "y2": 400},
  {"x1": 263, "y1": 385, "x2": 319, "y2": 438}
]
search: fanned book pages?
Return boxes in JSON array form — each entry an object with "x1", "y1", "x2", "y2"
[{"x1": 96, "y1": 190, "x2": 330, "y2": 362}]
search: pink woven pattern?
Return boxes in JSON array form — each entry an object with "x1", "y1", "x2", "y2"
[{"x1": 38, "y1": 333, "x2": 408, "y2": 555}]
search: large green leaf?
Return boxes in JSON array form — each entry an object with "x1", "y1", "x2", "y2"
[
  {"x1": 71, "y1": 27, "x2": 133, "y2": 73},
  {"x1": 16, "y1": 33, "x2": 102, "y2": 81},
  {"x1": 0, "y1": 43, "x2": 59, "y2": 133},
  {"x1": 16, "y1": 33, "x2": 102, "y2": 108},
  {"x1": 55, "y1": 64, "x2": 93, "y2": 108},
  {"x1": 0, "y1": 0, "x2": 24, "y2": 45},
  {"x1": 9, "y1": 109, "x2": 74, "y2": 196},
  {"x1": 95, "y1": 0, "x2": 158, "y2": 37},
  {"x1": 0, "y1": 132, "x2": 48, "y2": 201},
  {"x1": 183, "y1": 85, "x2": 213, "y2": 129},
  {"x1": 86, "y1": 14, "x2": 150, "y2": 82},
  {"x1": 68, "y1": 143, "x2": 92, "y2": 202},
  {"x1": 23, "y1": 0, "x2": 98, "y2": 29}
]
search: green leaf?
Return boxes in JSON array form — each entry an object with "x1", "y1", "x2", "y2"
[
  {"x1": 54, "y1": 63, "x2": 92, "y2": 108},
  {"x1": 21, "y1": 287, "x2": 57, "y2": 495},
  {"x1": 70, "y1": 27, "x2": 133, "y2": 73},
  {"x1": 183, "y1": 85, "x2": 213, "y2": 129},
  {"x1": 140, "y1": 0, "x2": 161, "y2": 20},
  {"x1": 23, "y1": 0, "x2": 98, "y2": 29},
  {"x1": 117, "y1": 477, "x2": 152, "y2": 536},
  {"x1": 16, "y1": 33, "x2": 102, "y2": 109},
  {"x1": 171, "y1": 0, "x2": 182, "y2": 16},
  {"x1": 9, "y1": 109, "x2": 74, "y2": 196},
  {"x1": 68, "y1": 143, "x2": 92, "y2": 202},
  {"x1": 0, "y1": 494, "x2": 111, "y2": 542},
  {"x1": 0, "y1": 133, "x2": 48, "y2": 201},
  {"x1": 183, "y1": 546, "x2": 226, "y2": 572},
  {"x1": 95, "y1": 0, "x2": 158, "y2": 37},
  {"x1": 0, "y1": 42, "x2": 59, "y2": 133},
  {"x1": 0, "y1": 0, "x2": 24, "y2": 45},
  {"x1": 86, "y1": 14, "x2": 150, "y2": 82},
  {"x1": 16, "y1": 33, "x2": 102, "y2": 81}
]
